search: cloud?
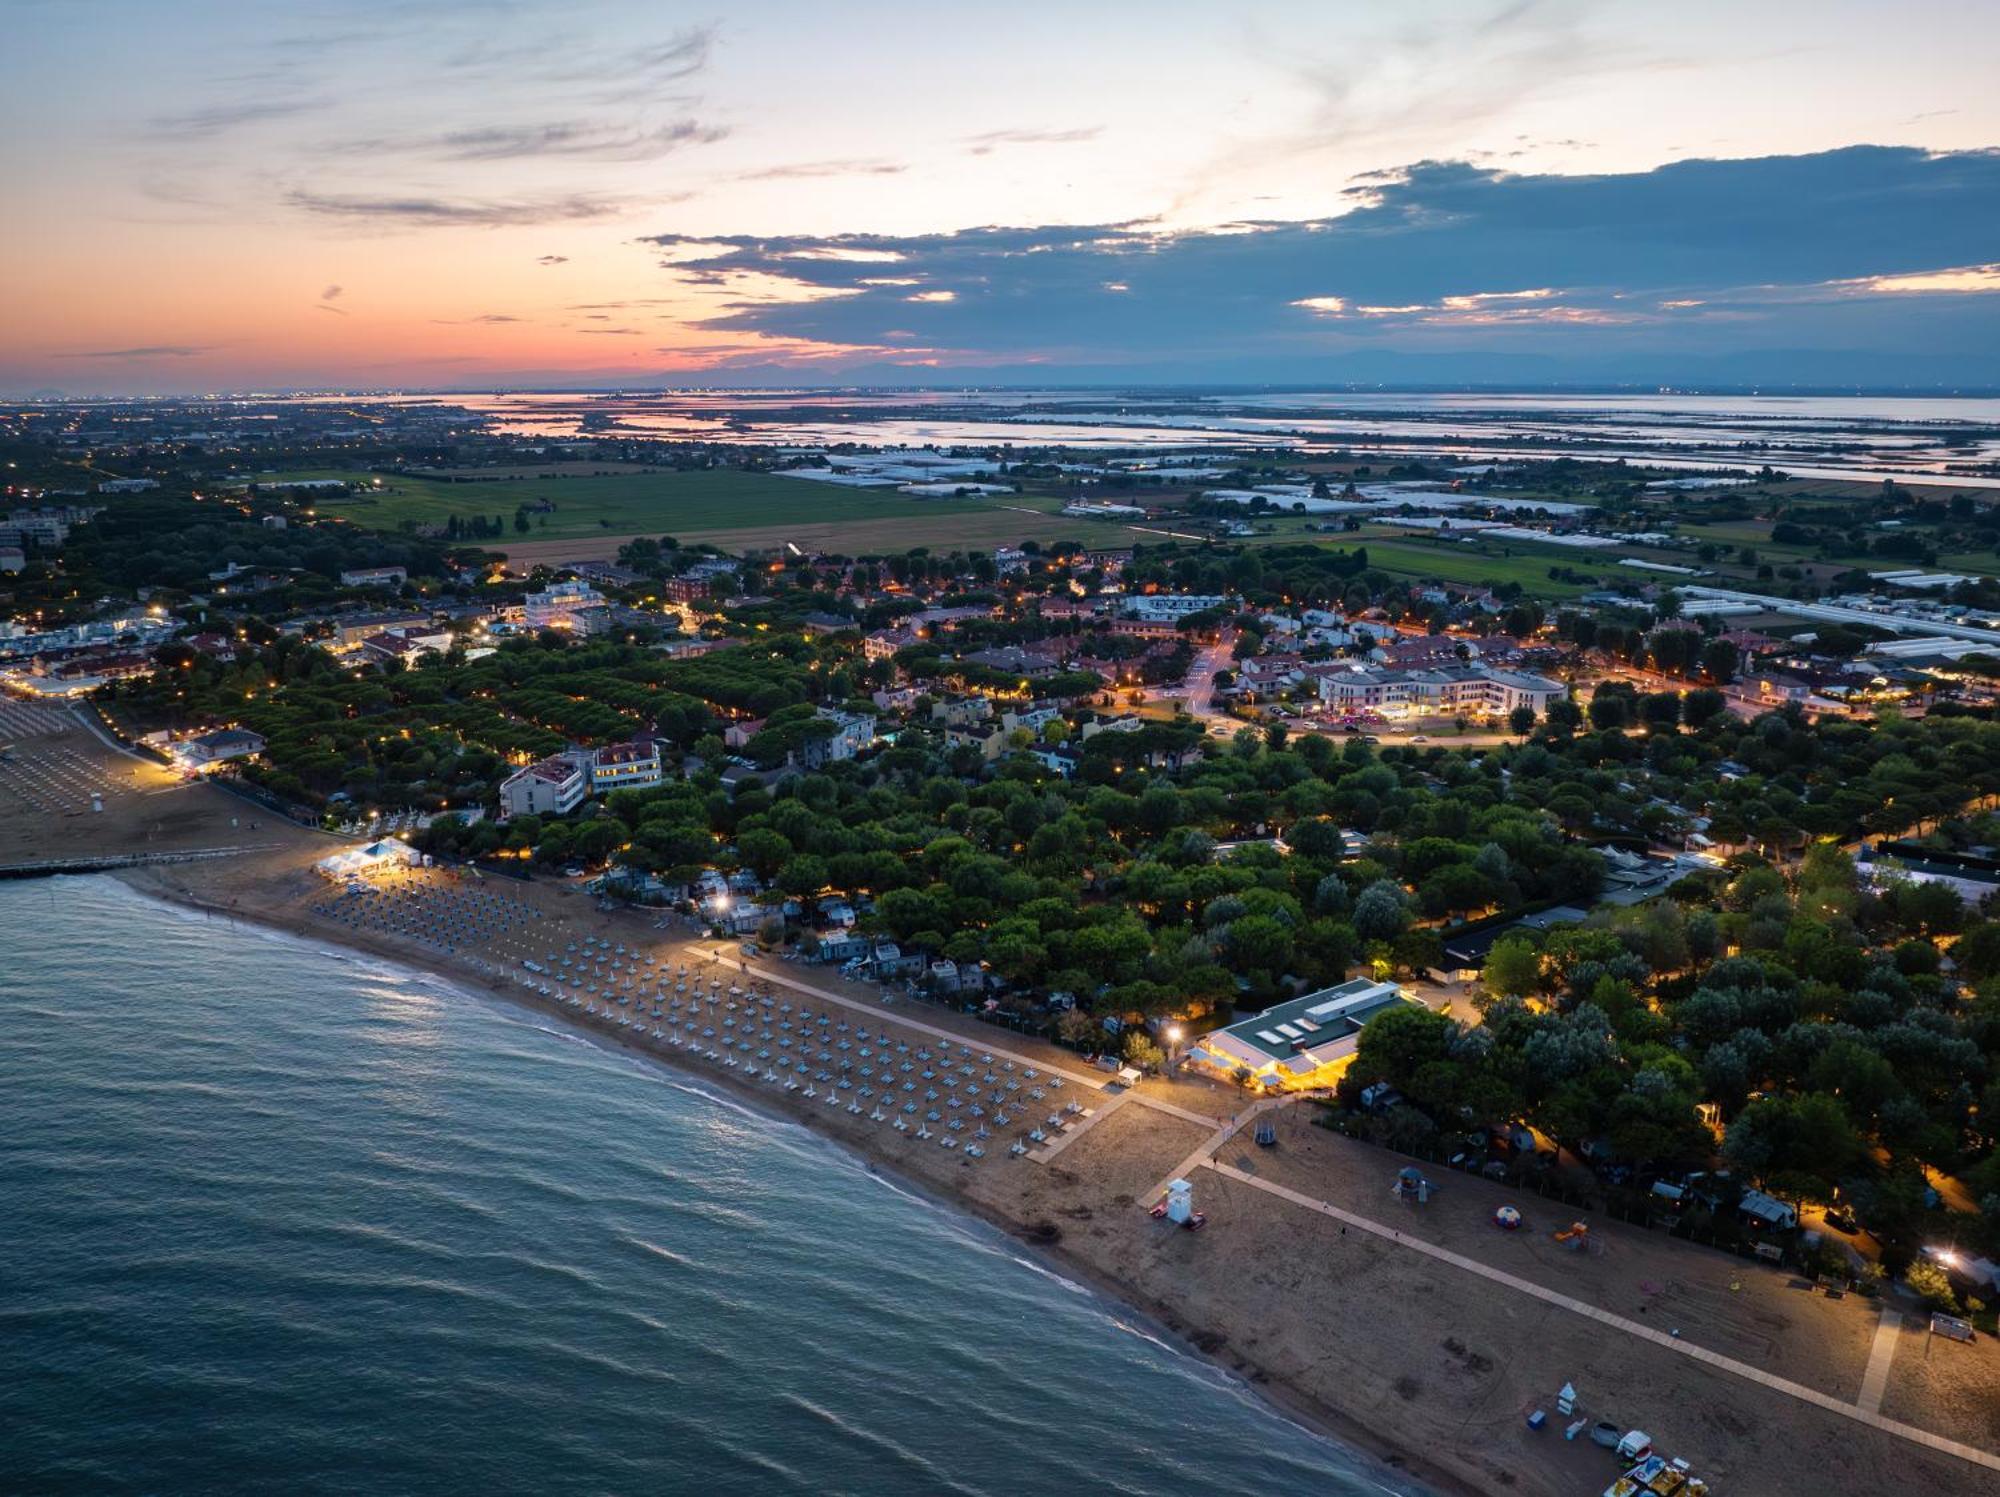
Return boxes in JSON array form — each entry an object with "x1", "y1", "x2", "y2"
[
  {"x1": 430, "y1": 313, "x2": 524, "y2": 324},
  {"x1": 314, "y1": 304, "x2": 349, "y2": 315},
  {"x1": 435, "y1": 22, "x2": 716, "y2": 103},
  {"x1": 321, "y1": 284, "x2": 343, "y2": 301},
  {"x1": 61, "y1": 345, "x2": 212, "y2": 359},
  {"x1": 150, "y1": 97, "x2": 329, "y2": 138},
  {"x1": 284, "y1": 189, "x2": 628, "y2": 227},
  {"x1": 335, "y1": 118, "x2": 728, "y2": 163},
  {"x1": 961, "y1": 126, "x2": 1101, "y2": 156},
  {"x1": 634, "y1": 147, "x2": 2000, "y2": 380},
  {"x1": 537, "y1": 255, "x2": 570, "y2": 265},
  {"x1": 734, "y1": 158, "x2": 907, "y2": 182}
]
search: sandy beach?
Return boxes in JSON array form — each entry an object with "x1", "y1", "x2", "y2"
[{"x1": 9, "y1": 710, "x2": 1998, "y2": 1496}]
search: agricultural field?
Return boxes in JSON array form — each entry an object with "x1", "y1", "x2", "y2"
[{"x1": 258, "y1": 468, "x2": 1126, "y2": 554}]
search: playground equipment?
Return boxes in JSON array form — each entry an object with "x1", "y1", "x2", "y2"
[
  {"x1": 1493, "y1": 1204, "x2": 1523, "y2": 1230},
  {"x1": 1554, "y1": 1220, "x2": 1591, "y2": 1250},
  {"x1": 1393, "y1": 1165, "x2": 1433, "y2": 1204},
  {"x1": 1254, "y1": 1118, "x2": 1277, "y2": 1147}
]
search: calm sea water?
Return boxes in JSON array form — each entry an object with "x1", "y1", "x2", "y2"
[{"x1": 0, "y1": 878, "x2": 1419, "y2": 1497}]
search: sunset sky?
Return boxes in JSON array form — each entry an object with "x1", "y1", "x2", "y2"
[{"x1": 5, "y1": 0, "x2": 2000, "y2": 393}]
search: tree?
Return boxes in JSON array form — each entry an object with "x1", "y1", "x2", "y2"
[
  {"x1": 1682, "y1": 688, "x2": 1727, "y2": 729},
  {"x1": 1905, "y1": 1257, "x2": 1959, "y2": 1312},
  {"x1": 1723, "y1": 1093, "x2": 1865, "y2": 1206},
  {"x1": 1352, "y1": 1003, "x2": 1457, "y2": 1087},
  {"x1": 1351, "y1": 879, "x2": 1411, "y2": 942},
  {"x1": 735, "y1": 827, "x2": 793, "y2": 881},
  {"x1": 1122, "y1": 1032, "x2": 1165, "y2": 1071},
  {"x1": 1483, "y1": 935, "x2": 1541, "y2": 999}
]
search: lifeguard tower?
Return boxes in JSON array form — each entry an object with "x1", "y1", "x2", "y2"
[{"x1": 1165, "y1": 1178, "x2": 1194, "y2": 1225}]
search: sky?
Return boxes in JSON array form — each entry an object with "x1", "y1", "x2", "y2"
[{"x1": 3, "y1": 0, "x2": 1999, "y2": 393}]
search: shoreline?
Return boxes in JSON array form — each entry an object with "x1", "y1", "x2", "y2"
[{"x1": 110, "y1": 864, "x2": 1468, "y2": 1497}]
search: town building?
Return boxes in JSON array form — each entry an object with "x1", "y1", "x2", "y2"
[
  {"x1": 1124, "y1": 593, "x2": 1230, "y2": 623},
  {"x1": 1314, "y1": 665, "x2": 1566, "y2": 720},
  {"x1": 523, "y1": 580, "x2": 604, "y2": 630},
  {"x1": 588, "y1": 739, "x2": 663, "y2": 794},
  {"x1": 499, "y1": 756, "x2": 590, "y2": 818},
  {"x1": 340, "y1": 566, "x2": 408, "y2": 589},
  {"x1": 331, "y1": 610, "x2": 431, "y2": 650}
]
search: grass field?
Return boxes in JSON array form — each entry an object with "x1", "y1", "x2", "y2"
[
  {"x1": 1326, "y1": 531, "x2": 1600, "y2": 595},
  {"x1": 269, "y1": 469, "x2": 1123, "y2": 552}
]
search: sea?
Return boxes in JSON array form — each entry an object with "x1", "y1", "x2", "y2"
[{"x1": 0, "y1": 877, "x2": 1422, "y2": 1497}]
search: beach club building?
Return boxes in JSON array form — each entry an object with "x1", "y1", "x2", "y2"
[
  {"x1": 1188, "y1": 978, "x2": 1425, "y2": 1090},
  {"x1": 169, "y1": 727, "x2": 268, "y2": 773}
]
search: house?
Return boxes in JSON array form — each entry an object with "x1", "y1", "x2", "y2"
[
  {"x1": 963, "y1": 645, "x2": 1056, "y2": 679},
  {"x1": 1030, "y1": 747, "x2": 1082, "y2": 777},
  {"x1": 809, "y1": 710, "x2": 875, "y2": 764},
  {"x1": 171, "y1": 727, "x2": 267, "y2": 771},
  {"x1": 723, "y1": 718, "x2": 766, "y2": 750},
  {"x1": 500, "y1": 756, "x2": 589, "y2": 817},
  {"x1": 1188, "y1": 979, "x2": 1426, "y2": 1090},
  {"x1": 801, "y1": 612, "x2": 857, "y2": 638},
  {"x1": 864, "y1": 627, "x2": 920, "y2": 662}
]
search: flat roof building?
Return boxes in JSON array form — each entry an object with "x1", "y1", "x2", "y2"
[{"x1": 1188, "y1": 978, "x2": 1424, "y2": 1090}]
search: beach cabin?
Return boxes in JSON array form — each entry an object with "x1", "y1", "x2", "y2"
[
  {"x1": 813, "y1": 930, "x2": 870, "y2": 965},
  {"x1": 1188, "y1": 979, "x2": 1426, "y2": 1091}
]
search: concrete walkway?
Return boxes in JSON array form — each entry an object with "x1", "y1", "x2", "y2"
[
  {"x1": 1026, "y1": 1090, "x2": 1129, "y2": 1163},
  {"x1": 1147, "y1": 1095, "x2": 1295, "y2": 1203},
  {"x1": 1857, "y1": 1308, "x2": 1903, "y2": 1415},
  {"x1": 1204, "y1": 1160, "x2": 2000, "y2": 1475}
]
